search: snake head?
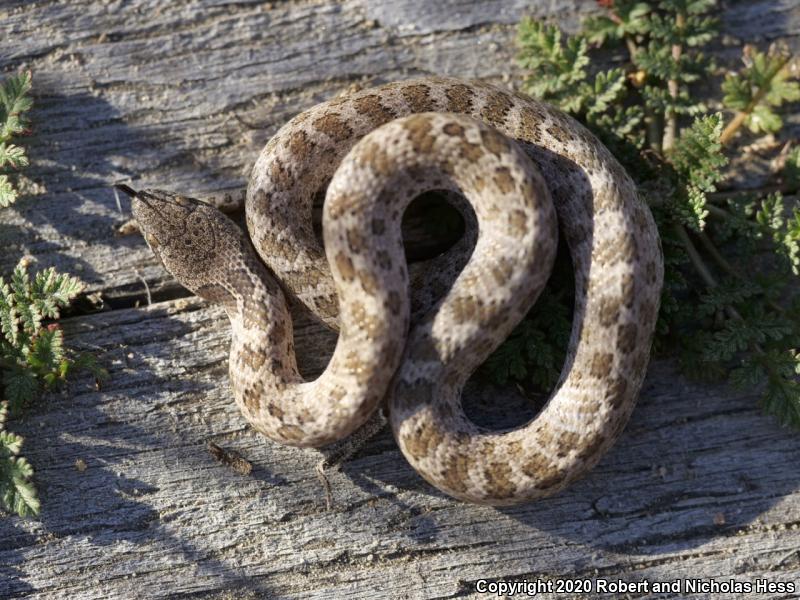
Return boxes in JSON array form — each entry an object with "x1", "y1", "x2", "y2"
[{"x1": 119, "y1": 185, "x2": 239, "y2": 294}]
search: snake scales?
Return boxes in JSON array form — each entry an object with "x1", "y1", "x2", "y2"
[{"x1": 128, "y1": 76, "x2": 663, "y2": 505}]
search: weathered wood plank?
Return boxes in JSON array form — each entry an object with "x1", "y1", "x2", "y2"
[
  {"x1": 1, "y1": 0, "x2": 797, "y2": 299},
  {"x1": 1, "y1": 298, "x2": 799, "y2": 598},
  {"x1": 1, "y1": 0, "x2": 800, "y2": 598}
]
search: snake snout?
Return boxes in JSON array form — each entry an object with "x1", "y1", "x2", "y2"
[{"x1": 115, "y1": 184, "x2": 138, "y2": 198}]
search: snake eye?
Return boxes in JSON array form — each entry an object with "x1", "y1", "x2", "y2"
[
  {"x1": 144, "y1": 232, "x2": 160, "y2": 249},
  {"x1": 175, "y1": 196, "x2": 191, "y2": 206}
]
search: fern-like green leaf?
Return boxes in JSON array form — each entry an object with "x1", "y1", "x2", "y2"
[
  {"x1": 27, "y1": 326, "x2": 65, "y2": 375},
  {"x1": 730, "y1": 360, "x2": 767, "y2": 390},
  {"x1": 721, "y1": 74, "x2": 750, "y2": 111},
  {"x1": 4, "y1": 368, "x2": 40, "y2": 414},
  {"x1": 0, "y1": 278, "x2": 19, "y2": 347},
  {"x1": 32, "y1": 268, "x2": 84, "y2": 315},
  {"x1": 722, "y1": 45, "x2": 800, "y2": 135},
  {"x1": 670, "y1": 113, "x2": 727, "y2": 187},
  {"x1": 586, "y1": 68, "x2": 628, "y2": 117},
  {"x1": 0, "y1": 402, "x2": 40, "y2": 517},
  {"x1": 516, "y1": 18, "x2": 590, "y2": 110},
  {"x1": 668, "y1": 113, "x2": 727, "y2": 230},
  {"x1": 783, "y1": 146, "x2": 800, "y2": 189},
  {"x1": 761, "y1": 351, "x2": 800, "y2": 428},
  {"x1": 10, "y1": 262, "x2": 39, "y2": 335},
  {"x1": 0, "y1": 175, "x2": 17, "y2": 208},
  {"x1": 697, "y1": 279, "x2": 761, "y2": 316},
  {"x1": 583, "y1": 1, "x2": 651, "y2": 45},
  {"x1": 749, "y1": 104, "x2": 783, "y2": 134},
  {"x1": 0, "y1": 259, "x2": 91, "y2": 416},
  {"x1": 0, "y1": 143, "x2": 29, "y2": 170},
  {"x1": 482, "y1": 289, "x2": 571, "y2": 392},
  {"x1": 755, "y1": 193, "x2": 800, "y2": 275},
  {"x1": 0, "y1": 71, "x2": 33, "y2": 208},
  {"x1": 0, "y1": 71, "x2": 32, "y2": 144},
  {"x1": 679, "y1": 184, "x2": 709, "y2": 231}
]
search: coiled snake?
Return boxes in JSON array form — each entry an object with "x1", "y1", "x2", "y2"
[{"x1": 125, "y1": 76, "x2": 663, "y2": 505}]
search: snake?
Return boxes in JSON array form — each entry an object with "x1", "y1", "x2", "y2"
[{"x1": 125, "y1": 76, "x2": 663, "y2": 505}]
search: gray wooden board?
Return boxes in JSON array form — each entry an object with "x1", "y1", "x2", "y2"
[{"x1": 1, "y1": 0, "x2": 800, "y2": 598}]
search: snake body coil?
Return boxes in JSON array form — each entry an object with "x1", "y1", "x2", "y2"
[{"x1": 131, "y1": 77, "x2": 663, "y2": 505}]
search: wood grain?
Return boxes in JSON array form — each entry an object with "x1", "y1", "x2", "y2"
[{"x1": 1, "y1": 1, "x2": 799, "y2": 598}]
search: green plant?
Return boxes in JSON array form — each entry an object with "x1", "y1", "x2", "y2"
[
  {"x1": 500, "y1": 0, "x2": 800, "y2": 427},
  {"x1": 0, "y1": 73, "x2": 102, "y2": 518},
  {"x1": 1, "y1": 260, "x2": 88, "y2": 413},
  {"x1": 0, "y1": 260, "x2": 93, "y2": 516},
  {"x1": 0, "y1": 400, "x2": 39, "y2": 517},
  {"x1": 0, "y1": 71, "x2": 32, "y2": 207}
]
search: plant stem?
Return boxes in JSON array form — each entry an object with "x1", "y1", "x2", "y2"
[
  {"x1": 674, "y1": 222, "x2": 750, "y2": 333},
  {"x1": 679, "y1": 224, "x2": 789, "y2": 332},
  {"x1": 662, "y1": 13, "x2": 685, "y2": 151},
  {"x1": 697, "y1": 230, "x2": 741, "y2": 279},
  {"x1": 709, "y1": 183, "x2": 795, "y2": 201},
  {"x1": 673, "y1": 222, "x2": 718, "y2": 288},
  {"x1": 704, "y1": 227, "x2": 790, "y2": 318},
  {"x1": 705, "y1": 203, "x2": 733, "y2": 219},
  {"x1": 621, "y1": 34, "x2": 662, "y2": 152},
  {"x1": 624, "y1": 37, "x2": 639, "y2": 63},
  {"x1": 676, "y1": 224, "x2": 748, "y2": 328},
  {"x1": 719, "y1": 52, "x2": 792, "y2": 146}
]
